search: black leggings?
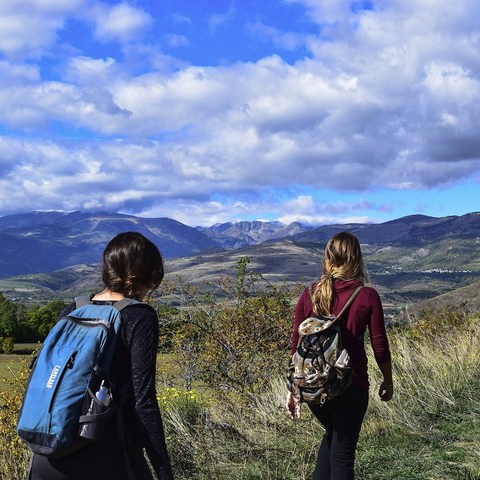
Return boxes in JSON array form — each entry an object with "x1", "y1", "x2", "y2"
[
  {"x1": 308, "y1": 383, "x2": 369, "y2": 480},
  {"x1": 29, "y1": 423, "x2": 153, "y2": 480}
]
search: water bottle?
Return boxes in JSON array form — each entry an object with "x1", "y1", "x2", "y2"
[
  {"x1": 78, "y1": 380, "x2": 112, "y2": 441},
  {"x1": 95, "y1": 382, "x2": 112, "y2": 407}
]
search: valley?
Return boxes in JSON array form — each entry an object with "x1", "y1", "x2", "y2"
[{"x1": 1, "y1": 238, "x2": 479, "y2": 323}]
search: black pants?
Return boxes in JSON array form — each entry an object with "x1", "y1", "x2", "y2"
[
  {"x1": 29, "y1": 420, "x2": 153, "y2": 480},
  {"x1": 308, "y1": 383, "x2": 369, "y2": 480}
]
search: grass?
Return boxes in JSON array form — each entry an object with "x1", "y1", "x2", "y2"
[
  {"x1": 0, "y1": 355, "x2": 31, "y2": 393},
  {"x1": 357, "y1": 397, "x2": 480, "y2": 479},
  {"x1": 156, "y1": 309, "x2": 480, "y2": 479},
  {"x1": 0, "y1": 344, "x2": 38, "y2": 394},
  {"x1": 2, "y1": 310, "x2": 480, "y2": 479},
  {"x1": 355, "y1": 309, "x2": 480, "y2": 479}
]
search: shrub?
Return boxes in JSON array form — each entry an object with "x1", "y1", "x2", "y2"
[
  {"x1": 158, "y1": 387, "x2": 203, "y2": 427},
  {"x1": 166, "y1": 257, "x2": 296, "y2": 395},
  {"x1": 0, "y1": 337, "x2": 14, "y2": 354},
  {"x1": 0, "y1": 358, "x2": 30, "y2": 479}
]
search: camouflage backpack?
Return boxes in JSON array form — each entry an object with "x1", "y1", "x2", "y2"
[{"x1": 287, "y1": 286, "x2": 363, "y2": 405}]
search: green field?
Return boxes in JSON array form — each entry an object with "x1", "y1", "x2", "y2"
[
  {"x1": 0, "y1": 354, "x2": 31, "y2": 393},
  {"x1": 0, "y1": 354, "x2": 25, "y2": 377},
  {"x1": 0, "y1": 347, "x2": 179, "y2": 394}
]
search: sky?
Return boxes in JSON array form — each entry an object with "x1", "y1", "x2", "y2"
[{"x1": 0, "y1": 0, "x2": 479, "y2": 227}]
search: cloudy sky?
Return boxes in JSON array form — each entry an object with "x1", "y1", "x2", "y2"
[{"x1": 0, "y1": 0, "x2": 479, "y2": 227}]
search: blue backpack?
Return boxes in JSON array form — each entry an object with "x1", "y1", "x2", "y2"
[{"x1": 17, "y1": 296, "x2": 138, "y2": 457}]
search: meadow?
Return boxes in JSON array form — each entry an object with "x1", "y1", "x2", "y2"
[
  {"x1": 1, "y1": 265, "x2": 480, "y2": 479},
  {"x1": 155, "y1": 309, "x2": 480, "y2": 480}
]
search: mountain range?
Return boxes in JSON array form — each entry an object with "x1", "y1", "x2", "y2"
[
  {"x1": 0, "y1": 211, "x2": 312, "y2": 277},
  {"x1": 0, "y1": 210, "x2": 479, "y2": 313}
]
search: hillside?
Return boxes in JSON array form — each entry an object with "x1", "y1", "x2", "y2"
[
  {"x1": 0, "y1": 241, "x2": 320, "y2": 304},
  {"x1": 2, "y1": 238, "x2": 480, "y2": 316},
  {"x1": 0, "y1": 211, "x2": 315, "y2": 277},
  {"x1": 197, "y1": 220, "x2": 312, "y2": 249},
  {"x1": 412, "y1": 280, "x2": 480, "y2": 314},
  {"x1": 0, "y1": 210, "x2": 479, "y2": 313},
  {"x1": 0, "y1": 210, "x2": 479, "y2": 280},
  {"x1": 291, "y1": 212, "x2": 480, "y2": 245}
]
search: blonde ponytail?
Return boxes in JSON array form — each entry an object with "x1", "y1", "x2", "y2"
[
  {"x1": 313, "y1": 273, "x2": 334, "y2": 316},
  {"x1": 311, "y1": 232, "x2": 368, "y2": 315}
]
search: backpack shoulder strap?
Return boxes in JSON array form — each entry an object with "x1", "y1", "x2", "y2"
[
  {"x1": 74, "y1": 295, "x2": 93, "y2": 308},
  {"x1": 334, "y1": 286, "x2": 364, "y2": 321},
  {"x1": 113, "y1": 298, "x2": 139, "y2": 312},
  {"x1": 74, "y1": 296, "x2": 143, "y2": 312}
]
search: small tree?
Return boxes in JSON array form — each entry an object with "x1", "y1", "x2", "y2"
[
  {"x1": 0, "y1": 294, "x2": 19, "y2": 339},
  {"x1": 25, "y1": 300, "x2": 66, "y2": 341},
  {"x1": 0, "y1": 337, "x2": 15, "y2": 354},
  {"x1": 158, "y1": 279, "x2": 216, "y2": 390},
  {"x1": 169, "y1": 257, "x2": 296, "y2": 396}
]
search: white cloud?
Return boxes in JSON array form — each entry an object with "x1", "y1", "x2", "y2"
[
  {"x1": 64, "y1": 57, "x2": 119, "y2": 83},
  {"x1": 0, "y1": 0, "x2": 84, "y2": 14},
  {"x1": 0, "y1": 61, "x2": 40, "y2": 86},
  {"x1": 0, "y1": 0, "x2": 85, "y2": 59},
  {"x1": 0, "y1": 0, "x2": 479, "y2": 224},
  {"x1": 207, "y1": 5, "x2": 237, "y2": 33},
  {"x1": 423, "y1": 62, "x2": 480, "y2": 104},
  {"x1": 163, "y1": 34, "x2": 190, "y2": 48},
  {"x1": 276, "y1": 195, "x2": 379, "y2": 226},
  {"x1": 285, "y1": 0, "x2": 353, "y2": 26},
  {"x1": 92, "y1": 2, "x2": 152, "y2": 44},
  {"x1": 171, "y1": 13, "x2": 192, "y2": 25},
  {"x1": 0, "y1": 13, "x2": 61, "y2": 59},
  {"x1": 247, "y1": 21, "x2": 311, "y2": 50}
]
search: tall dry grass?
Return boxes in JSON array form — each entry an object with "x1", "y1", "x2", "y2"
[
  {"x1": 2, "y1": 308, "x2": 480, "y2": 479},
  {"x1": 159, "y1": 309, "x2": 480, "y2": 479},
  {"x1": 366, "y1": 309, "x2": 480, "y2": 431}
]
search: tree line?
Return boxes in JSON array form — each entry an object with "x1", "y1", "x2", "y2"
[{"x1": 0, "y1": 293, "x2": 66, "y2": 352}]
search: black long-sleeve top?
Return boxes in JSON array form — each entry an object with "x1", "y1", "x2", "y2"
[{"x1": 108, "y1": 302, "x2": 174, "y2": 479}]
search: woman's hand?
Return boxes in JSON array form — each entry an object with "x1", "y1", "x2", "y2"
[
  {"x1": 378, "y1": 381, "x2": 393, "y2": 401},
  {"x1": 285, "y1": 391, "x2": 302, "y2": 419},
  {"x1": 377, "y1": 360, "x2": 393, "y2": 401}
]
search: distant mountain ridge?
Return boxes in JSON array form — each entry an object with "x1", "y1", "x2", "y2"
[
  {"x1": 0, "y1": 211, "x2": 219, "y2": 277},
  {"x1": 197, "y1": 220, "x2": 312, "y2": 249},
  {"x1": 291, "y1": 213, "x2": 480, "y2": 245},
  {"x1": 0, "y1": 210, "x2": 479, "y2": 280}
]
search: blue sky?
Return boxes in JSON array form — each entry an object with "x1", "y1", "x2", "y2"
[{"x1": 0, "y1": 0, "x2": 479, "y2": 227}]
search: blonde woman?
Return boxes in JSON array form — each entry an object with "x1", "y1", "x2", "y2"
[{"x1": 286, "y1": 232, "x2": 393, "y2": 480}]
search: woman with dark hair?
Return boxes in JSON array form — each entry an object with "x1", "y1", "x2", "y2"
[
  {"x1": 30, "y1": 232, "x2": 174, "y2": 480},
  {"x1": 286, "y1": 232, "x2": 393, "y2": 480}
]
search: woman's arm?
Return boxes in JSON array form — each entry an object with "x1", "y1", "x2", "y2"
[
  {"x1": 286, "y1": 288, "x2": 311, "y2": 418},
  {"x1": 291, "y1": 287, "x2": 310, "y2": 355},
  {"x1": 368, "y1": 289, "x2": 393, "y2": 401},
  {"x1": 129, "y1": 308, "x2": 174, "y2": 479}
]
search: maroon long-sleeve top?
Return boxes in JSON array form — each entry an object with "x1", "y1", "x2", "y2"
[{"x1": 291, "y1": 279, "x2": 391, "y2": 389}]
